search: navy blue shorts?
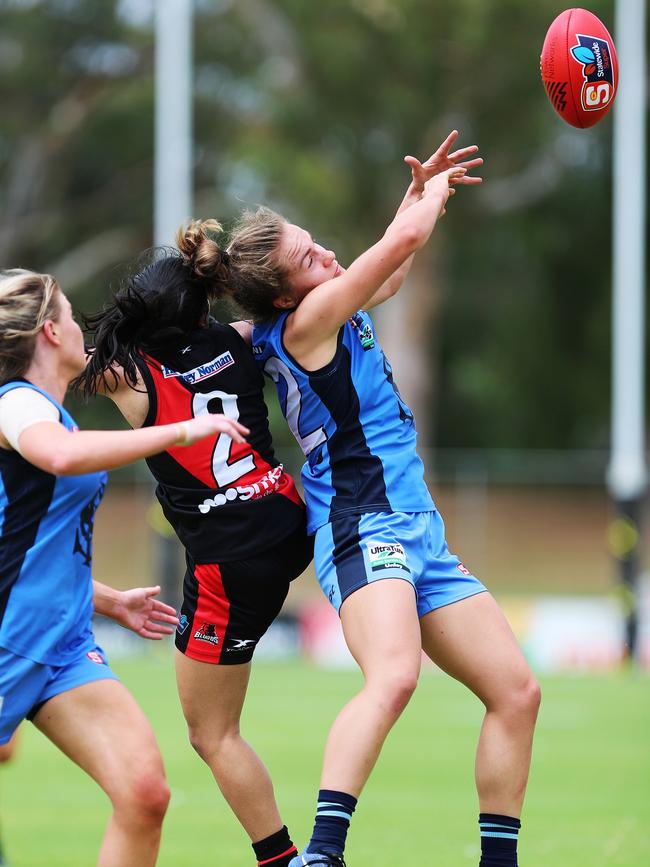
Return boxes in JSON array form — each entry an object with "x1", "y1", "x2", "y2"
[{"x1": 314, "y1": 510, "x2": 486, "y2": 615}]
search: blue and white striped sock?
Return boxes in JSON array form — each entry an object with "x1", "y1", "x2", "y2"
[
  {"x1": 306, "y1": 789, "x2": 357, "y2": 856},
  {"x1": 478, "y1": 813, "x2": 521, "y2": 866}
]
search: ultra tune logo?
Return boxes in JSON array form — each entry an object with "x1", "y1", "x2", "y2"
[{"x1": 571, "y1": 34, "x2": 615, "y2": 112}]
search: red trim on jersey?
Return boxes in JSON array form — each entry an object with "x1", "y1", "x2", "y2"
[
  {"x1": 186, "y1": 563, "x2": 229, "y2": 663},
  {"x1": 144, "y1": 354, "x2": 276, "y2": 489},
  {"x1": 276, "y1": 471, "x2": 302, "y2": 507},
  {"x1": 139, "y1": 350, "x2": 305, "y2": 543}
]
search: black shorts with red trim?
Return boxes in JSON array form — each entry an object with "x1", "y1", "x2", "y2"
[{"x1": 175, "y1": 522, "x2": 313, "y2": 665}]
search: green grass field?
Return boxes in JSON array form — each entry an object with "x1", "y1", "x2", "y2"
[{"x1": 2, "y1": 652, "x2": 649, "y2": 866}]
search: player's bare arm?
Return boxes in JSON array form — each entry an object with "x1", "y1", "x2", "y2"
[
  {"x1": 284, "y1": 167, "x2": 464, "y2": 367},
  {"x1": 85, "y1": 351, "x2": 150, "y2": 428},
  {"x1": 17, "y1": 413, "x2": 248, "y2": 475},
  {"x1": 365, "y1": 130, "x2": 483, "y2": 311}
]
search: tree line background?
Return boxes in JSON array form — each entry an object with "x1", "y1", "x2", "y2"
[{"x1": 0, "y1": 0, "x2": 643, "y2": 455}]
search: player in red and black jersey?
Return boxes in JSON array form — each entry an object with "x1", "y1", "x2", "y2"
[{"x1": 78, "y1": 220, "x2": 313, "y2": 867}]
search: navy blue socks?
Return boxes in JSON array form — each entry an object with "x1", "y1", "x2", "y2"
[
  {"x1": 306, "y1": 789, "x2": 358, "y2": 856},
  {"x1": 478, "y1": 813, "x2": 521, "y2": 866}
]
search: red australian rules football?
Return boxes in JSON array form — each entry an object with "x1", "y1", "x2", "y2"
[{"x1": 541, "y1": 7, "x2": 618, "y2": 128}]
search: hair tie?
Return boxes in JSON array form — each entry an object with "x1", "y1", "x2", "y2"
[{"x1": 221, "y1": 250, "x2": 231, "y2": 267}]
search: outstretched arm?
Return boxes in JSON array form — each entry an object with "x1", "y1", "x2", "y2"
[
  {"x1": 93, "y1": 582, "x2": 179, "y2": 639},
  {"x1": 285, "y1": 165, "x2": 467, "y2": 365},
  {"x1": 17, "y1": 412, "x2": 249, "y2": 476},
  {"x1": 402, "y1": 129, "x2": 483, "y2": 206},
  {"x1": 365, "y1": 130, "x2": 483, "y2": 311}
]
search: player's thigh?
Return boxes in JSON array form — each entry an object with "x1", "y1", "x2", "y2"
[
  {"x1": 340, "y1": 578, "x2": 422, "y2": 680},
  {"x1": 316, "y1": 512, "x2": 423, "y2": 678},
  {"x1": 420, "y1": 592, "x2": 534, "y2": 705},
  {"x1": 33, "y1": 679, "x2": 165, "y2": 796},
  {"x1": 175, "y1": 649, "x2": 251, "y2": 732}
]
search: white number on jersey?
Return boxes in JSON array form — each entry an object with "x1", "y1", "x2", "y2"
[
  {"x1": 263, "y1": 356, "x2": 326, "y2": 456},
  {"x1": 192, "y1": 390, "x2": 255, "y2": 487}
]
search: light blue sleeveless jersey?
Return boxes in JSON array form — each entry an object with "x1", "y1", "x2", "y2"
[
  {"x1": 253, "y1": 310, "x2": 434, "y2": 534},
  {"x1": 0, "y1": 382, "x2": 107, "y2": 665}
]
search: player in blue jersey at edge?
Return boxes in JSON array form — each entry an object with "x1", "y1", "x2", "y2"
[
  {"x1": 209, "y1": 131, "x2": 541, "y2": 867},
  {"x1": 0, "y1": 269, "x2": 248, "y2": 866}
]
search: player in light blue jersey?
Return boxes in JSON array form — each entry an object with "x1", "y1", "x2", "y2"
[
  {"x1": 0, "y1": 269, "x2": 248, "y2": 866},
  {"x1": 213, "y1": 131, "x2": 541, "y2": 867}
]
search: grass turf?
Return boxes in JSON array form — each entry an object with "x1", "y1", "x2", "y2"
[{"x1": 2, "y1": 652, "x2": 649, "y2": 866}]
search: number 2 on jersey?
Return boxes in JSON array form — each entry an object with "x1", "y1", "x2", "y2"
[
  {"x1": 192, "y1": 390, "x2": 255, "y2": 487},
  {"x1": 263, "y1": 356, "x2": 326, "y2": 455}
]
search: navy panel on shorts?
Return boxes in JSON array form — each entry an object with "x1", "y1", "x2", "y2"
[
  {"x1": 330, "y1": 512, "x2": 365, "y2": 605},
  {"x1": 315, "y1": 510, "x2": 486, "y2": 616}
]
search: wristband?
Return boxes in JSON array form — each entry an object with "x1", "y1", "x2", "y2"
[{"x1": 175, "y1": 421, "x2": 190, "y2": 444}]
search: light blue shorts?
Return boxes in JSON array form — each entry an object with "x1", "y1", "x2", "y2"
[
  {"x1": 314, "y1": 510, "x2": 486, "y2": 616},
  {"x1": 0, "y1": 643, "x2": 118, "y2": 744}
]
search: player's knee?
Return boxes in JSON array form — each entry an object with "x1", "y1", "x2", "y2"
[
  {"x1": 525, "y1": 675, "x2": 542, "y2": 718},
  {"x1": 187, "y1": 723, "x2": 238, "y2": 764},
  {"x1": 126, "y1": 772, "x2": 170, "y2": 826},
  {"x1": 113, "y1": 766, "x2": 170, "y2": 828},
  {"x1": 374, "y1": 669, "x2": 419, "y2": 717},
  {"x1": 187, "y1": 726, "x2": 210, "y2": 761},
  {"x1": 507, "y1": 673, "x2": 541, "y2": 724},
  {"x1": 142, "y1": 778, "x2": 171, "y2": 826}
]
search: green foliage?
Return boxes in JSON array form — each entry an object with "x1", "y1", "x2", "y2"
[{"x1": 0, "y1": 0, "x2": 641, "y2": 447}]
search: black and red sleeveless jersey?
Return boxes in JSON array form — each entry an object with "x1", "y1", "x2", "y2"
[{"x1": 134, "y1": 319, "x2": 305, "y2": 562}]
